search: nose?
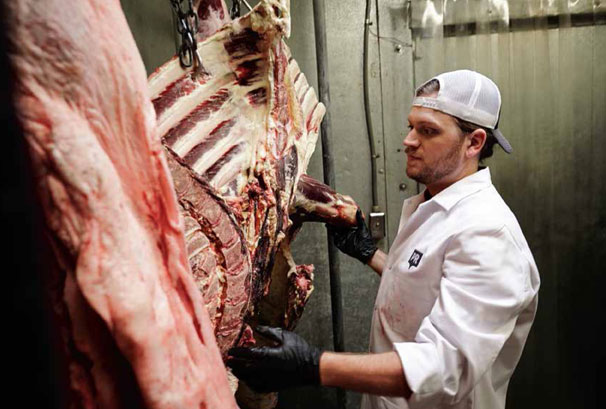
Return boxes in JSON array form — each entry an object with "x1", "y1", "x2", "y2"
[{"x1": 403, "y1": 129, "x2": 419, "y2": 149}]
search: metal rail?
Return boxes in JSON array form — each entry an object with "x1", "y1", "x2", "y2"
[
  {"x1": 364, "y1": 0, "x2": 379, "y2": 212},
  {"x1": 312, "y1": 1, "x2": 346, "y2": 409}
]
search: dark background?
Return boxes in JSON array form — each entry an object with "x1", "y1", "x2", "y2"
[{"x1": 1, "y1": 10, "x2": 64, "y2": 408}]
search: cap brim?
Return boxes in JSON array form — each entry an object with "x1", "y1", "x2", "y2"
[{"x1": 493, "y1": 128, "x2": 512, "y2": 154}]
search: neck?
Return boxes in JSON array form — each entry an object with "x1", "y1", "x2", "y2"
[{"x1": 426, "y1": 160, "x2": 479, "y2": 196}]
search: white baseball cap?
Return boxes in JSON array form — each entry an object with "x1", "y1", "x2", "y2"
[{"x1": 412, "y1": 69, "x2": 512, "y2": 153}]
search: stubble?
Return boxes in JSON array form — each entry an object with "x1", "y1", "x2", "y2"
[{"x1": 406, "y1": 136, "x2": 465, "y2": 186}]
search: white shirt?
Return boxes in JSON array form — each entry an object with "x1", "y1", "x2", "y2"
[{"x1": 360, "y1": 168, "x2": 540, "y2": 409}]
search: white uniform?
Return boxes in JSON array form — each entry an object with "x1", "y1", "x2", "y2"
[{"x1": 360, "y1": 168, "x2": 540, "y2": 409}]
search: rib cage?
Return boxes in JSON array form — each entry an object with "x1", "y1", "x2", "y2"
[{"x1": 148, "y1": 0, "x2": 326, "y2": 355}]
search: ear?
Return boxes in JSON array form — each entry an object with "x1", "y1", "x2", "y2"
[{"x1": 466, "y1": 129, "x2": 486, "y2": 159}]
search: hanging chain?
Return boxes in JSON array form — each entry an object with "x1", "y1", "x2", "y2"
[
  {"x1": 170, "y1": 0, "x2": 202, "y2": 70},
  {"x1": 230, "y1": 0, "x2": 241, "y2": 19}
]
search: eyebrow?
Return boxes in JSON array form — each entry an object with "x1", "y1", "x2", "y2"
[{"x1": 407, "y1": 118, "x2": 441, "y2": 128}]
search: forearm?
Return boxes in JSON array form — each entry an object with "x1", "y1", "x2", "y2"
[
  {"x1": 319, "y1": 351, "x2": 411, "y2": 398},
  {"x1": 367, "y1": 249, "x2": 387, "y2": 276}
]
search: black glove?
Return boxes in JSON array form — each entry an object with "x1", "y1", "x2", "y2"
[
  {"x1": 226, "y1": 325, "x2": 322, "y2": 392},
  {"x1": 327, "y1": 209, "x2": 377, "y2": 264}
]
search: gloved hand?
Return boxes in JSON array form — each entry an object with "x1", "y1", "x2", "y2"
[
  {"x1": 226, "y1": 325, "x2": 323, "y2": 392},
  {"x1": 327, "y1": 209, "x2": 377, "y2": 264}
]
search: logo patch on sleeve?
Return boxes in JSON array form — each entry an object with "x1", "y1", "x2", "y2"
[{"x1": 408, "y1": 250, "x2": 423, "y2": 268}]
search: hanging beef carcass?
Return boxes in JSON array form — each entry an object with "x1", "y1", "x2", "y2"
[
  {"x1": 6, "y1": 0, "x2": 238, "y2": 408},
  {"x1": 149, "y1": 0, "x2": 358, "y2": 364}
]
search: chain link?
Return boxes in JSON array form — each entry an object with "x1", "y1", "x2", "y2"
[
  {"x1": 230, "y1": 0, "x2": 241, "y2": 19},
  {"x1": 170, "y1": 0, "x2": 201, "y2": 70}
]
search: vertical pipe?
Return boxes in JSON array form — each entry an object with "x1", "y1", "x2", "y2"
[
  {"x1": 363, "y1": 0, "x2": 380, "y2": 211},
  {"x1": 312, "y1": 1, "x2": 346, "y2": 409}
]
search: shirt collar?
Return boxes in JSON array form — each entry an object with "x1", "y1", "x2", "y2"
[{"x1": 425, "y1": 167, "x2": 493, "y2": 211}]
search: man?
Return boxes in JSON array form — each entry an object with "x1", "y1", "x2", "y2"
[{"x1": 228, "y1": 70, "x2": 540, "y2": 409}]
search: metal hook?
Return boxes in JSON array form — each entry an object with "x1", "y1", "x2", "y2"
[{"x1": 179, "y1": 46, "x2": 193, "y2": 67}]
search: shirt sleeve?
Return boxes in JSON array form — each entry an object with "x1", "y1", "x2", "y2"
[{"x1": 393, "y1": 225, "x2": 533, "y2": 409}]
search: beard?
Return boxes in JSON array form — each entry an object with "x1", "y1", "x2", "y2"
[{"x1": 406, "y1": 137, "x2": 465, "y2": 186}]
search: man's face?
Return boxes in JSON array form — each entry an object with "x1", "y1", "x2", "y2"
[{"x1": 404, "y1": 106, "x2": 467, "y2": 186}]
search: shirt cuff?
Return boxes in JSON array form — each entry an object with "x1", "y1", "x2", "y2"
[{"x1": 394, "y1": 342, "x2": 443, "y2": 409}]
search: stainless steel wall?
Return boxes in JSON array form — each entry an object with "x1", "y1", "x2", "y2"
[{"x1": 121, "y1": 1, "x2": 604, "y2": 408}]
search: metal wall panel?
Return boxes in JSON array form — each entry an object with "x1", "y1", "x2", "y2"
[
  {"x1": 376, "y1": 1, "x2": 417, "y2": 243},
  {"x1": 120, "y1": 0, "x2": 175, "y2": 74}
]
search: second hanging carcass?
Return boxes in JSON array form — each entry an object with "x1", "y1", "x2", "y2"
[{"x1": 149, "y1": 0, "x2": 358, "y2": 372}]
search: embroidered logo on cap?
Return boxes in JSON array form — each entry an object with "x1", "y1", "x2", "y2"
[{"x1": 408, "y1": 250, "x2": 423, "y2": 268}]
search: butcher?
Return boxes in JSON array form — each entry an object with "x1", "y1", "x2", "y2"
[{"x1": 227, "y1": 70, "x2": 540, "y2": 409}]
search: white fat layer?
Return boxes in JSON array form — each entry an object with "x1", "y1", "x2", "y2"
[
  {"x1": 192, "y1": 119, "x2": 249, "y2": 175},
  {"x1": 300, "y1": 88, "x2": 315, "y2": 115},
  {"x1": 157, "y1": 73, "x2": 235, "y2": 137},
  {"x1": 148, "y1": 56, "x2": 183, "y2": 99},
  {"x1": 171, "y1": 110, "x2": 229, "y2": 157},
  {"x1": 210, "y1": 149, "x2": 248, "y2": 190}
]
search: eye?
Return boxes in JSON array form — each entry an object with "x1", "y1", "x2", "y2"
[
  {"x1": 420, "y1": 127, "x2": 437, "y2": 136},
  {"x1": 407, "y1": 124, "x2": 413, "y2": 131}
]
